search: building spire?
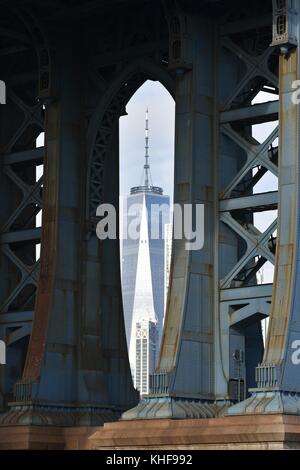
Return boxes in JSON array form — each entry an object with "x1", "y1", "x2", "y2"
[
  {"x1": 144, "y1": 108, "x2": 150, "y2": 188},
  {"x1": 130, "y1": 107, "x2": 163, "y2": 196}
]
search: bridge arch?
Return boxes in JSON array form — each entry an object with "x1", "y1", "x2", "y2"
[{"x1": 87, "y1": 59, "x2": 175, "y2": 218}]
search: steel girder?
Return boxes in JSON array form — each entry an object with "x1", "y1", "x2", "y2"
[
  {"x1": 229, "y1": 0, "x2": 300, "y2": 415},
  {"x1": 1, "y1": 0, "x2": 300, "y2": 427},
  {"x1": 0, "y1": 1, "x2": 173, "y2": 425},
  {"x1": 0, "y1": 8, "x2": 44, "y2": 409},
  {"x1": 124, "y1": 1, "x2": 280, "y2": 419}
]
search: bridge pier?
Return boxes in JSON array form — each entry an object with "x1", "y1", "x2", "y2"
[
  {"x1": 229, "y1": 1, "x2": 300, "y2": 416},
  {"x1": 0, "y1": 24, "x2": 137, "y2": 426},
  {"x1": 1, "y1": 0, "x2": 300, "y2": 451}
]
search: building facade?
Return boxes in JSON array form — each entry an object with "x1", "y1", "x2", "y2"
[
  {"x1": 164, "y1": 223, "x2": 173, "y2": 314},
  {"x1": 121, "y1": 110, "x2": 170, "y2": 395}
]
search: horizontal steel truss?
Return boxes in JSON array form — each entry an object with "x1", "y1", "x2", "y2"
[
  {"x1": 88, "y1": 3, "x2": 170, "y2": 220},
  {"x1": 0, "y1": 125, "x2": 43, "y2": 344},
  {"x1": 1, "y1": 2, "x2": 170, "y2": 421},
  {"x1": 0, "y1": 4, "x2": 284, "y2": 422},
  {"x1": 0, "y1": 24, "x2": 44, "y2": 350},
  {"x1": 219, "y1": 32, "x2": 279, "y2": 329},
  {"x1": 122, "y1": 12, "x2": 279, "y2": 421}
]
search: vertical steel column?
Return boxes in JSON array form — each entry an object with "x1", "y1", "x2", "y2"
[
  {"x1": 217, "y1": 15, "x2": 279, "y2": 403},
  {"x1": 0, "y1": 25, "x2": 137, "y2": 426},
  {"x1": 82, "y1": 119, "x2": 138, "y2": 411},
  {"x1": 0, "y1": 10, "x2": 44, "y2": 411},
  {"x1": 123, "y1": 4, "x2": 279, "y2": 420},
  {"x1": 229, "y1": 0, "x2": 300, "y2": 415},
  {"x1": 123, "y1": 11, "x2": 223, "y2": 420},
  {"x1": 1, "y1": 1, "x2": 173, "y2": 426}
]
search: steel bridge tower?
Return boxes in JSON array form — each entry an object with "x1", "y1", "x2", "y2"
[{"x1": 1, "y1": 0, "x2": 300, "y2": 446}]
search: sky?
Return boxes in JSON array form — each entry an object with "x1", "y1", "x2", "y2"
[
  {"x1": 119, "y1": 80, "x2": 175, "y2": 200},
  {"x1": 252, "y1": 91, "x2": 278, "y2": 284}
]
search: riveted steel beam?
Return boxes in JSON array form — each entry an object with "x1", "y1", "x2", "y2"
[
  {"x1": 0, "y1": 311, "x2": 33, "y2": 325},
  {"x1": 0, "y1": 7, "x2": 45, "y2": 412},
  {"x1": 2, "y1": 1, "x2": 295, "y2": 426},
  {"x1": 228, "y1": 0, "x2": 300, "y2": 415},
  {"x1": 220, "y1": 101, "x2": 278, "y2": 124},
  {"x1": 221, "y1": 284, "x2": 273, "y2": 302},
  {"x1": 220, "y1": 192, "x2": 278, "y2": 213},
  {"x1": 0, "y1": 1, "x2": 171, "y2": 425},
  {"x1": 220, "y1": 15, "x2": 271, "y2": 36},
  {"x1": 0, "y1": 228, "x2": 42, "y2": 244},
  {"x1": 2, "y1": 148, "x2": 44, "y2": 166},
  {"x1": 229, "y1": 301, "x2": 269, "y2": 327},
  {"x1": 122, "y1": 4, "x2": 278, "y2": 420}
]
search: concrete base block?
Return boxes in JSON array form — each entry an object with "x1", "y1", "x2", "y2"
[
  {"x1": 1, "y1": 414, "x2": 300, "y2": 450},
  {"x1": 90, "y1": 414, "x2": 300, "y2": 450},
  {"x1": 0, "y1": 426, "x2": 97, "y2": 450}
]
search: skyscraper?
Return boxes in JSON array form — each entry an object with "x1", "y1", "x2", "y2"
[
  {"x1": 121, "y1": 110, "x2": 170, "y2": 395},
  {"x1": 164, "y1": 222, "x2": 173, "y2": 314}
]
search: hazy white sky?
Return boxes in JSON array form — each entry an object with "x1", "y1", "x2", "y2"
[{"x1": 119, "y1": 80, "x2": 175, "y2": 200}]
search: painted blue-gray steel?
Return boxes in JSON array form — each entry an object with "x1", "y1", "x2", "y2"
[
  {"x1": 124, "y1": 3, "x2": 276, "y2": 420},
  {"x1": 0, "y1": 1, "x2": 170, "y2": 425},
  {"x1": 228, "y1": 0, "x2": 300, "y2": 416},
  {"x1": 2, "y1": 0, "x2": 299, "y2": 427}
]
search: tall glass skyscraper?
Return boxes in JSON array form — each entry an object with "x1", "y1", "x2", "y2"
[{"x1": 121, "y1": 110, "x2": 170, "y2": 395}]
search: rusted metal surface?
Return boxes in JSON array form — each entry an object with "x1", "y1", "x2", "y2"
[
  {"x1": 4, "y1": 0, "x2": 300, "y2": 428},
  {"x1": 229, "y1": 1, "x2": 300, "y2": 415},
  {"x1": 264, "y1": 50, "x2": 298, "y2": 363},
  {"x1": 21, "y1": 101, "x2": 60, "y2": 383},
  {"x1": 0, "y1": 1, "x2": 169, "y2": 425}
]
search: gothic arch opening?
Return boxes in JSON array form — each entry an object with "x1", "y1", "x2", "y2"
[
  {"x1": 119, "y1": 80, "x2": 175, "y2": 395},
  {"x1": 87, "y1": 63, "x2": 175, "y2": 400}
]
